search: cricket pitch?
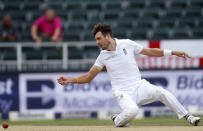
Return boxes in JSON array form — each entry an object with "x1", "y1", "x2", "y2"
[{"x1": 2, "y1": 126, "x2": 203, "y2": 131}]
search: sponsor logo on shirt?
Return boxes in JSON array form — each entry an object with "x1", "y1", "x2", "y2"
[{"x1": 123, "y1": 48, "x2": 127, "y2": 55}]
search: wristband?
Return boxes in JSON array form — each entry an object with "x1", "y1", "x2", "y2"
[
  {"x1": 74, "y1": 77, "x2": 79, "y2": 84},
  {"x1": 164, "y1": 49, "x2": 172, "y2": 56}
]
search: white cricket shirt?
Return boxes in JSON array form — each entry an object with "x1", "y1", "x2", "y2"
[{"x1": 94, "y1": 38, "x2": 143, "y2": 91}]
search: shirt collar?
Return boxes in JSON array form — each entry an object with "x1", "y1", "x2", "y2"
[{"x1": 102, "y1": 38, "x2": 119, "y2": 53}]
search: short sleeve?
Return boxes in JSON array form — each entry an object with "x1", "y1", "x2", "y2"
[
  {"x1": 127, "y1": 39, "x2": 143, "y2": 54},
  {"x1": 94, "y1": 54, "x2": 104, "y2": 70},
  {"x1": 33, "y1": 16, "x2": 44, "y2": 28},
  {"x1": 54, "y1": 17, "x2": 62, "y2": 29}
]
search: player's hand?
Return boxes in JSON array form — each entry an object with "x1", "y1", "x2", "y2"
[
  {"x1": 172, "y1": 51, "x2": 190, "y2": 58},
  {"x1": 57, "y1": 76, "x2": 72, "y2": 85},
  {"x1": 34, "y1": 37, "x2": 41, "y2": 43},
  {"x1": 51, "y1": 36, "x2": 58, "y2": 42}
]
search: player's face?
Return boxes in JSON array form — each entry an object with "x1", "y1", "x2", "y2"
[
  {"x1": 95, "y1": 32, "x2": 110, "y2": 50},
  {"x1": 45, "y1": 9, "x2": 55, "y2": 21},
  {"x1": 3, "y1": 16, "x2": 11, "y2": 26}
]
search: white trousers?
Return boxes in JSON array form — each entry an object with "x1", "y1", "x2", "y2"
[{"x1": 113, "y1": 79, "x2": 188, "y2": 127}]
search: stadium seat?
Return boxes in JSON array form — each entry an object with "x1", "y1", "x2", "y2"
[
  {"x1": 0, "y1": 47, "x2": 16, "y2": 60},
  {"x1": 83, "y1": 46, "x2": 100, "y2": 59},
  {"x1": 169, "y1": 0, "x2": 188, "y2": 8},
  {"x1": 82, "y1": 31, "x2": 94, "y2": 41},
  {"x1": 86, "y1": 22, "x2": 98, "y2": 32},
  {"x1": 85, "y1": 2, "x2": 102, "y2": 11},
  {"x1": 105, "y1": 2, "x2": 122, "y2": 11},
  {"x1": 117, "y1": 21, "x2": 133, "y2": 31},
  {"x1": 142, "y1": 8, "x2": 162, "y2": 19},
  {"x1": 9, "y1": 11, "x2": 27, "y2": 23},
  {"x1": 21, "y1": 34, "x2": 33, "y2": 42},
  {"x1": 23, "y1": 2, "x2": 41, "y2": 11},
  {"x1": 0, "y1": 0, "x2": 203, "y2": 42},
  {"x1": 184, "y1": 8, "x2": 202, "y2": 18},
  {"x1": 19, "y1": 22, "x2": 33, "y2": 41},
  {"x1": 63, "y1": 32, "x2": 81, "y2": 41},
  {"x1": 126, "y1": 0, "x2": 146, "y2": 9},
  {"x1": 88, "y1": 12, "x2": 102, "y2": 22},
  {"x1": 68, "y1": 46, "x2": 83, "y2": 59},
  {"x1": 3, "y1": 2, "x2": 22, "y2": 11},
  {"x1": 171, "y1": 28, "x2": 190, "y2": 39},
  {"x1": 42, "y1": 47, "x2": 62, "y2": 60},
  {"x1": 130, "y1": 26, "x2": 148, "y2": 40},
  {"x1": 55, "y1": 10, "x2": 68, "y2": 21},
  {"x1": 190, "y1": 0, "x2": 203, "y2": 8},
  {"x1": 136, "y1": 17, "x2": 155, "y2": 29},
  {"x1": 24, "y1": 0, "x2": 45, "y2": 2},
  {"x1": 157, "y1": 18, "x2": 176, "y2": 28},
  {"x1": 152, "y1": 28, "x2": 171, "y2": 40},
  {"x1": 45, "y1": 2, "x2": 64, "y2": 10},
  {"x1": 23, "y1": 47, "x2": 43, "y2": 60},
  {"x1": 192, "y1": 27, "x2": 203, "y2": 38},
  {"x1": 103, "y1": 11, "x2": 120, "y2": 21},
  {"x1": 71, "y1": 10, "x2": 88, "y2": 21},
  {"x1": 164, "y1": 7, "x2": 184, "y2": 19},
  {"x1": 28, "y1": 12, "x2": 42, "y2": 22},
  {"x1": 123, "y1": 10, "x2": 140, "y2": 20},
  {"x1": 67, "y1": 22, "x2": 85, "y2": 32},
  {"x1": 177, "y1": 17, "x2": 196, "y2": 28},
  {"x1": 148, "y1": 0, "x2": 166, "y2": 9},
  {"x1": 130, "y1": 32, "x2": 147, "y2": 40},
  {"x1": 65, "y1": 3, "x2": 83, "y2": 11},
  {"x1": 113, "y1": 31, "x2": 128, "y2": 39},
  {"x1": 197, "y1": 18, "x2": 203, "y2": 27},
  {"x1": 1, "y1": 0, "x2": 203, "y2": 72}
]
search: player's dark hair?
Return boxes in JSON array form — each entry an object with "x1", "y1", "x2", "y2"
[
  {"x1": 92, "y1": 23, "x2": 113, "y2": 37},
  {"x1": 45, "y1": 8, "x2": 54, "y2": 12},
  {"x1": 2, "y1": 14, "x2": 11, "y2": 21}
]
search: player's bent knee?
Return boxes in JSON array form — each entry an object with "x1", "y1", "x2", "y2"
[
  {"x1": 115, "y1": 107, "x2": 138, "y2": 127},
  {"x1": 126, "y1": 106, "x2": 138, "y2": 117},
  {"x1": 155, "y1": 86, "x2": 170, "y2": 100}
]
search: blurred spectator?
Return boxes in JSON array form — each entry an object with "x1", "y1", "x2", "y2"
[
  {"x1": 0, "y1": 15, "x2": 18, "y2": 42},
  {"x1": 31, "y1": 8, "x2": 63, "y2": 43}
]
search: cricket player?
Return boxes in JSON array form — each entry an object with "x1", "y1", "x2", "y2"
[{"x1": 58, "y1": 23, "x2": 201, "y2": 127}]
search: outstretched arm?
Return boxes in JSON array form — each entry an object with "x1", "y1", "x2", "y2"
[
  {"x1": 57, "y1": 66, "x2": 101, "y2": 85},
  {"x1": 51, "y1": 28, "x2": 61, "y2": 42},
  {"x1": 140, "y1": 47, "x2": 190, "y2": 58},
  {"x1": 31, "y1": 25, "x2": 41, "y2": 43}
]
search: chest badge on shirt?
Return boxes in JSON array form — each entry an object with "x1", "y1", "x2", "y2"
[{"x1": 123, "y1": 48, "x2": 127, "y2": 55}]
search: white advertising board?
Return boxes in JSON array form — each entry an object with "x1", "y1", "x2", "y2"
[{"x1": 19, "y1": 70, "x2": 203, "y2": 113}]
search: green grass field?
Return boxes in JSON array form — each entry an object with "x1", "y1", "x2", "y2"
[
  {"x1": 0, "y1": 117, "x2": 202, "y2": 131},
  {"x1": 0, "y1": 116, "x2": 202, "y2": 126}
]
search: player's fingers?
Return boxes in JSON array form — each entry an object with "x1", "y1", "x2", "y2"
[
  {"x1": 60, "y1": 82, "x2": 64, "y2": 85},
  {"x1": 58, "y1": 80, "x2": 62, "y2": 84},
  {"x1": 178, "y1": 53, "x2": 184, "y2": 58},
  {"x1": 57, "y1": 78, "x2": 62, "y2": 82},
  {"x1": 58, "y1": 79, "x2": 65, "y2": 85},
  {"x1": 61, "y1": 76, "x2": 66, "y2": 81},
  {"x1": 61, "y1": 81, "x2": 68, "y2": 85},
  {"x1": 57, "y1": 77, "x2": 63, "y2": 81},
  {"x1": 59, "y1": 81, "x2": 65, "y2": 85},
  {"x1": 58, "y1": 80, "x2": 63, "y2": 84},
  {"x1": 181, "y1": 53, "x2": 189, "y2": 58},
  {"x1": 180, "y1": 52, "x2": 188, "y2": 58},
  {"x1": 180, "y1": 55, "x2": 185, "y2": 58},
  {"x1": 58, "y1": 76, "x2": 66, "y2": 82},
  {"x1": 58, "y1": 79, "x2": 68, "y2": 85},
  {"x1": 185, "y1": 53, "x2": 190, "y2": 58}
]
